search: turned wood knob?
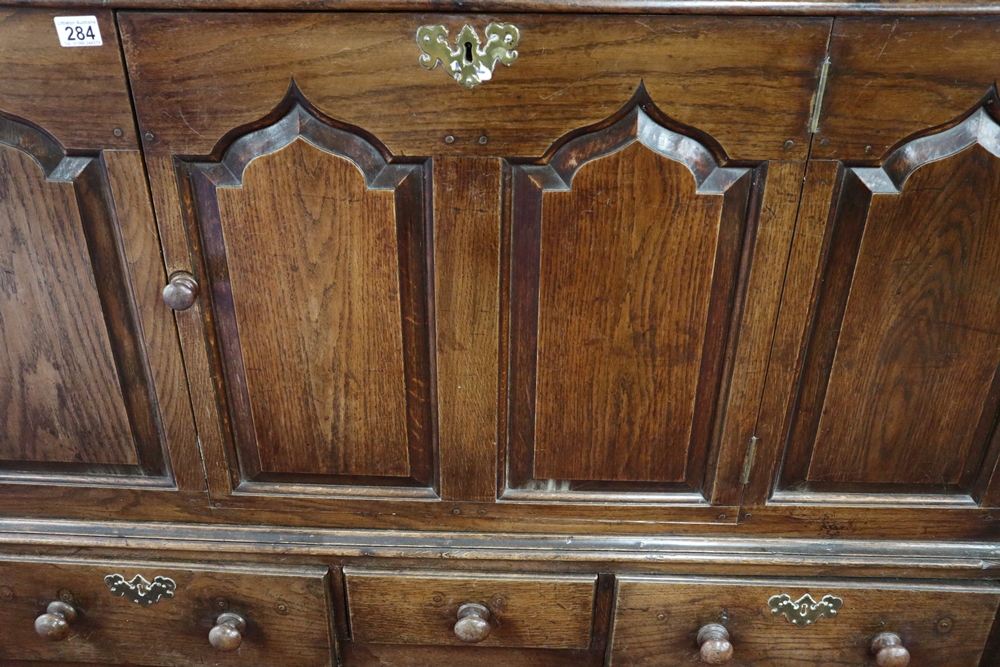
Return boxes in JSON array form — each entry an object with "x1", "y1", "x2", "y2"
[
  {"x1": 162, "y1": 272, "x2": 199, "y2": 310},
  {"x1": 209, "y1": 612, "x2": 246, "y2": 652},
  {"x1": 872, "y1": 632, "x2": 910, "y2": 667},
  {"x1": 454, "y1": 602, "x2": 491, "y2": 643},
  {"x1": 697, "y1": 623, "x2": 733, "y2": 664},
  {"x1": 35, "y1": 601, "x2": 77, "y2": 641}
]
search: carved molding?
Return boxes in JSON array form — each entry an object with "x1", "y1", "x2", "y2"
[
  {"x1": 520, "y1": 104, "x2": 747, "y2": 196},
  {"x1": 855, "y1": 107, "x2": 1000, "y2": 194},
  {"x1": 195, "y1": 101, "x2": 412, "y2": 191},
  {"x1": 0, "y1": 112, "x2": 91, "y2": 182}
]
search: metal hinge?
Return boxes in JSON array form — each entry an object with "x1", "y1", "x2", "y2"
[
  {"x1": 809, "y1": 56, "x2": 831, "y2": 134},
  {"x1": 740, "y1": 436, "x2": 759, "y2": 485}
]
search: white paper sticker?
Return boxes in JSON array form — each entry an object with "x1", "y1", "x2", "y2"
[{"x1": 54, "y1": 16, "x2": 103, "y2": 47}]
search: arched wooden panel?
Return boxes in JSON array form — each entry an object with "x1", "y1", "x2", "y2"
[
  {"x1": 504, "y1": 94, "x2": 757, "y2": 500},
  {"x1": 177, "y1": 90, "x2": 434, "y2": 495},
  {"x1": 0, "y1": 111, "x2": 168, "y2": 481},
  {"x1": 778, "y1": 106, "x2": 1000, "y2": 503}
]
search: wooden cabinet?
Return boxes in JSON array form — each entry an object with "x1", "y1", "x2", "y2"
[
  {"x1": 3, "y1": 5, "x2": 1000, "y2": 667},
  {"x1": 117, "y1": 11, "x2": 831, "y2": 530},
  {"x1": 0, "y1": 9, "x2": 204, "y2": 520}
]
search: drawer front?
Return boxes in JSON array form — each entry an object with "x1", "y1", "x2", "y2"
[
  {"x1": 344, "y1": 569, "x2": 596, "y2": 648},
  {"x1": 0, "y1": 559, "x2": 334, "y2": 666},
  {"x1": 611, "y1": 576, "x2": 1000, "y2": 666}
]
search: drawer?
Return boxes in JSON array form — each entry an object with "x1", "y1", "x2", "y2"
[
  {"x1": 611, "y1": 576, "x2": 1000, "y2": 666},
  {"x1": 0, "y1": 558, "x2": 334, "y2": 666},
  {"x1": 344, "y1": 569, "x2": 596, "y2": 648}
]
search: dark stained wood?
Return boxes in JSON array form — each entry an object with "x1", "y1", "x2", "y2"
[
  {"x1": 216, "y1": 141, "x2": 410, "y2": 478},
  {"x1": 0, "y1": 558, "x2": 334, "y2": 666},
  {"x1": 103, "y1": 151, "x2": 204, "y2": 491},
  {"x1": 341, "y1": 644, "x2": 604, "y2": 667},
  {"x1": 709, "y1": 161, "x2": 807, "y2": 506},
  {"x1": 532, "y1": 144, "x2": 724, "y2": 483},
  {"x1": 0, "y1": 143, "x2": 135, "y2": 467},
  {"x1": 434, "y1": 158, "x2": 501, "y2": 503},
  {"x1": 744, "y1": 160, "x2": 841, "y2": 508},
  {"x1": 2, "y1": 0, "x2": 1000, "y2": 13},
  {"x1": 344, "y1": 569, "x2": 596, "y2": 649},
  {"x1": 0, "y1": 9, "x2": 135, "y2": 151},
  {"x1": 611, "y1": 575, "x2": 1000, "y2": 666},
  {"x1": 817, "y1": 17, "x2": 1000, "y2": 161},
  {"x1": 119, "y1": 13, "x2": 830, "y2": 162},
  {"x1": 776, "y1": 132, "x2": 1000, "y2": 501},
  {"x1": 505, "y1": 100, "x2": 755, "y2": 499},
  {"x1": 172, "y1": 98, "x2": 435, "y2": 494}
]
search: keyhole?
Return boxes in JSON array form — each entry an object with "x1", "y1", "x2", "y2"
[{"x1": 464, "y1": 42, "x2": 473, "y2": 63}]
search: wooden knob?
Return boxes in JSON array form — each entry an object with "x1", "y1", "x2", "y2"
[
  {"x1": 872, "y1": 632, "x2": 910, "y2": 667},
  {"x1": 697, "y1": 624, "x2": 733, "y2": 664},
  {"x1": 35, "y1": 601, "x2": 77, "y2": 641},
  {"x1": 162, "y1": 272, "x2": 199, "y2": 310},
  {"x1": 454, "y1": 602, "x2": 491, "y2": 643},
  {"x1": 209, "y1": 612, "x2": 246, "y2": 652}
]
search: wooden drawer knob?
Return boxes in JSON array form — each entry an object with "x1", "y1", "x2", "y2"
[
  {"x1": 454, "y1": 602, "x2": 491, "y2": 643},
  {"x1": 162, "y1": 272, "x2": 199, "y2": 311},
  {"x1": 209, "y1": 612, "x2": 247, "y2": 652},
  {"x1": 697, "y1": 623, "x2": 733, "y2": 664},
  {"x1": 872, "y1": 632, "x2": 910, "y2": 667},
  {"x1": 35, "y1": 601, "x2": 77, "y2": 641}
]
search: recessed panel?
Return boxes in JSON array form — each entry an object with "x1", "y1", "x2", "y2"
[
  {"x1": 216, "y1": 139, "x2": 410, "y2": 478},
  {"x1": 533, "y1": 144, "x2": 723, "y2": 483},
  {"x1": 0, "y1": 144, "x2": 135, "y2": 466}
]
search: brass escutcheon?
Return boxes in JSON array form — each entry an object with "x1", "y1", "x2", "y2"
[
  {"x1": 416, "y1": 23, "x2": 520, "y2": 88},
  {"x1": 768, "y1": 593, "x2": 843, "y2": 627},
  {"x1": 105, "y1": 573, "x2": 177, "y2": 607}
]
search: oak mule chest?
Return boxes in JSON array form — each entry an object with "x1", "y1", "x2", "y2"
[{"x1": 2, "y1": 1, "x2": 1000, "y2": 665}]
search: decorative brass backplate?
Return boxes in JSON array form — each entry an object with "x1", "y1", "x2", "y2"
[
  {"x1": 416, "y1": 23, "x2": 520, "y2": 88},
  {"x1": 768, "y1": 593, "x2": 843, "y2": 627},
  {"x1": 105, "y1": 574, "x2": 177, "y2": 607}
]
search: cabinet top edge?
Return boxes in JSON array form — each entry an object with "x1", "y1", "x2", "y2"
[{"x1": 9, "y1": 1, "x2": 1000, "y2": 15}]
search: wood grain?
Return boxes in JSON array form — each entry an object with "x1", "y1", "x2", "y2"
[
  {"x1": 216, "y1": 140, "x2": 410, "y2": 478},
  {"x1": 782, "y1": 145, "x2": 1000, "y2": 494},
  {"x1": 341, "y1": 644, "x2": 603, "y2": 667},
  {"x1": 0, "y1": 558, "x2": 334, "y2": 666},
  {"x1": 119, "y1": 13, "x2": 829, "y2": 162},
  {"x1": 809, "y1": 146, "x2": 1000, "y2": 486},
  {"x1": 344, "y1": 569, "x2": 596, "y2": 649},
  {"x1": 708, "y1": 161, "x2": 806, "y2": 505},
  {"x1": 0, "y1": 9, "x2": 135, "y2": 151},
  {"x1": 817, "y1": 17, "x2": 1000, "y2": 161},
  {"x1": 434, "y1": 158, "x2": 501, "y2": 502},
  {"x1": 0, "y1": 145, "x2": 135, "y2": 466},
  {"x1": 532, "y1": 144, "x2": 723, "y2": 483},
  {"x1": 744, "y1": 160, "x2": 841, "y2": 507},
  {"x1": 611, "y1": 575, "x2": 1000, "y2": 666}
]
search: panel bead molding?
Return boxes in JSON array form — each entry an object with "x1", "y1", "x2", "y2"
[
  {"x1": 173, "y1": 82, "x2": 436, "y2": 499},
  {"x1": 771, "y1": 91, "x2": 1000, "y2": 510},
  {"x1": 0, "y1": 110, "x2": 171, "y2": 485},
  {"x1": 504, "y1": 85, "x2": 759, "y2": 503}
]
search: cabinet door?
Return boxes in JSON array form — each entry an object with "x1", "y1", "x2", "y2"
[
  {"x1": 748, "y1": 17, "x2": 1000, "y2": 539},
  {"x1": 0, "y1": 9, "x2": 202, "y2": 519},
  {"x1": 121, "y1": 12, "x2": 829, "y2": 531}
]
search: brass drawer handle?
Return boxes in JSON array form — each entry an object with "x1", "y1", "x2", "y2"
[
  {"x1": 697, "y1": 624, "x2": 733, "y2": 664},
  {"x1": 454, "y1": 602, "x2": 491, "y2": 643},
  {"x1": 35, "y1": 601, "x2": 77, "y2": 641},
  {"x1": 162, "y1": 272, "x2": 199, "y2": 311},
  {"x1": 416, "y1": 23, "x2": 519, "y2": 89},
  {"x1": 210, "y1": 611, "x2": 247, "y2": 652},
  {"x1": 872, "y1": 632, "x2": 910, "y2": 667}
]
